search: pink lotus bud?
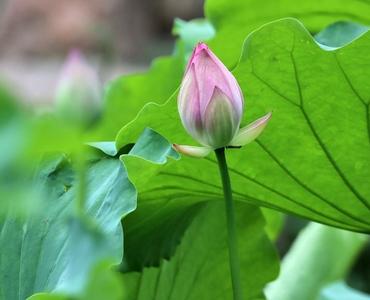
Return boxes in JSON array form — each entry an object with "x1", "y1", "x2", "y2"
[
  {"x1": 175, "y1": 43, "x2": 272, "y2": 157},
  {"x1": 55, "y1": 50, "x2": 102, "y2": 127},
  {"x1": 178, "y1": 43, "x2": 244, "y2": 149}
]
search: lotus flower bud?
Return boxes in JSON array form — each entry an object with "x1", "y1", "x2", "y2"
[
  {"x1": 55, "y1": 50, "x2": 102, "y2": 128},
  {"x1": 175, "y1": 43, "x2": 272, "y2": 158},
  {"x1": 178, "y1": 43, "x2": 244, "y2": 149}
]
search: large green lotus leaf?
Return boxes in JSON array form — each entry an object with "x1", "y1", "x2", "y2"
[
  {"x1": 116, "y1": 19, "x2": 370, "y2": 232},
  {"x1": 205, "y1": 0, "x2": 370, "y2": 66},
  {"x1": 91, "y1": 0, "x2": 370, "y2": 141},
  {"x1": 0, "y1": 151, "x2": 136, "y2": 300},
  {"x1": 122, "y1": 200, "x2": 278, "y2": 300}
]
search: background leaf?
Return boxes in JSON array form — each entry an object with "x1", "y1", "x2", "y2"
[
  {"x1": 172, "y1": 18, "x2": 216, "y2": 56},
  {"x1": 0, "y1": 151, "x2": 136, "y2": 299},
  {"x1": 91, "y1": 19, "x2": 215, "y2": 141},
  {"x1": 315, "y1": 21, "x2": 369, "y2": 48},
  {"x1": 29, "y1": 261, "x2": 126, "y2": 300},
  {"x1": 91, "y1": 54, "x2": 184, "y2": 140},
  {"x1": 319, "y1": 281, "x2": 370, "y2": 300},
  {"x1": 265, "y1": 222, "x2": 368, "y2": 300},
  {"x1": 205, "y1": 0, "x2": 370, "y2": 66}
]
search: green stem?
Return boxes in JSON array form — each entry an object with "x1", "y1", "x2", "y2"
[
  {"x1": 76, "y1": 154, "x2": 86, "y2": 217},
  {"x1": 215, "y1": 147, "x2": 243, "y2": 300}
]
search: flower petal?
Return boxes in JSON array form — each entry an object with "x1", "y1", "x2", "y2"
[
  {"x1": 191, "y1": 43, "x2": 243, "y2": 118},
  {"x1": 229, "y1": 112, "x2": 272, "y2": 147},
  {"x1": 203, "y1": 87, "x2": 239, "y2": 148},
  {"x1": 178, "y1": 64, "x2": 203, "y2": 142},
  {"x1": 173, "y1": 144, "x2": 212, "y2": 158}
]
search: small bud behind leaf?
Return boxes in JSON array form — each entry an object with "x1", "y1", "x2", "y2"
[{"x1": 55, "y1": 50, "x2": 102, "y2": 128}]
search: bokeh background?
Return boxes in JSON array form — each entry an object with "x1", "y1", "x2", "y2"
[{"x1": 0, "y1": 0, "x2": 203, "y2": 104}]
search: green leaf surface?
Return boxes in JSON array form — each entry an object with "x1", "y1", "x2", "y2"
[
  {"x1": 0, "y1": 89, "x2": 39, "y2": 217},
  {"x1": 118, "y1": 128, "x2": 278, "y2": 299},
  {"x1": 261, "y1": 209, "x2": 284, "y2": 241},
  {"x1": 91, "y1": 54, "x2": 184, "y2": 141},
  {"x1": 29, "y1": 261, "x2": 125, "y2": 300},
  {"x1": 0, "y1": 152, "x2": 136, "y2": 299},
  {"x1": 92, "y1": 0, "x2": 370, "y2": 142},
  {"x1": 122, "y1": 201, "x2": 278, "y2": 300},
  {"x1": 116, "y1": 19, "x2": 370, "y2": 232},
  {"x1": 205, "y1": 0, "x2": 370, "y2": 66},
  {"x1": 121, "y1": 128, "x2": 199, "y2": 270},
  {"x1": 265, "y1": 222, "x2": 368, "y2": 300}
]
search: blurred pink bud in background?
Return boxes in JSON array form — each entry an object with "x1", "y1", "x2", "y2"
[{"x1": 55, "y1": 50, "x2": 102, "y2": 127}]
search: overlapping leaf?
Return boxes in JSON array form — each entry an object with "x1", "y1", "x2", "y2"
[
  {"x1": 29, "y1": 261, "x2": 126, "y2": 300},
  {"x1": 0, "y1": 151, "x2": 136, "y2": 299}
]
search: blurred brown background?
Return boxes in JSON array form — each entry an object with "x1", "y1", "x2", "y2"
[{"x1": 0, "y1": 0, "x2": 204, "y2": 104}]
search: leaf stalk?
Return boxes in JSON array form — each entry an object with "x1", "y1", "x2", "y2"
[{"x1": 215, "y1": 147, "x2": 243, "y2": 300}]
